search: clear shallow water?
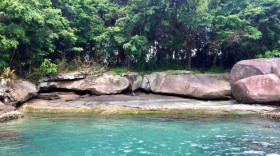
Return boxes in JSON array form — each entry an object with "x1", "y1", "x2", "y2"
[{"x1": 0, "y1": 116, "x2": 280, "y2": 156}]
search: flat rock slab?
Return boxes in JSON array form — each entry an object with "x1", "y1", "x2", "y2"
[{"x1": 21, "y1": 94, "x2": 277, "y2": 115}]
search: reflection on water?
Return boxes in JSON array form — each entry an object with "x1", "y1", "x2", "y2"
[
  {"x1": 0, "y1": 130, "x2": 23, "y2": 140},
  {"x1": 0, "y1": 116, "x2": 280, "y2": 156}
]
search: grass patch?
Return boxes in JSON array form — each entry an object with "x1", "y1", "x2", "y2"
[
  {"x1": 110, "y1": 66, "x2": 228, "y2": 76},
  {"x1": 112, "y1": 68, "x2": 129, "y2": 75}
]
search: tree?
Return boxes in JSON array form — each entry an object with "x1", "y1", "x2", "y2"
[
  {"x1": 1, "y1": 0, "x2": 280, "y2": 76},
  {"x1": 0, "y1": 0, "x2": 75, "y2": 75}
]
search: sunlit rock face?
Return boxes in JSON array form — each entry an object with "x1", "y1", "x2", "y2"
[
  {"x1": 39, "y1": 72, "x2": 130, "y2": 95},
  {"x1": 141, "y1": 72, "x2": 232, "y2": 99},
  {"x1": 230, "y1": 58, "x2": 280, "y2": 83},
  {"x1": 232, "y1": 74, "x2": 280, "y2": 104},
  {"x1": 0, "y1": 79, "x2": 38, "y2": 106}
]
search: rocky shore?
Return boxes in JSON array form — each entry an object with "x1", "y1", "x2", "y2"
[
  {"x1": 0, "y1": 105, "x2": 23, "y2": 122},
  {"x1": 21, "y1": 93, "x2": 276, "y2": 116},
  {"x1": 1, "y1": 58, "x2": 280, "y2": 121}
]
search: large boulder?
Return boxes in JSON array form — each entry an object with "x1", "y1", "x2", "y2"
[
  {"x1": 230, "y1": 58, "x2": 280, "y2": 83},
  {"x1": 122, "y1": 73, "x2": 143, "y2": 91},
  {"x1": 232, "y1": 74, "x2": 280, "y2": 104},
  {"x1": 0, "y1": 79, "x2": 38, "y2": 106},
  {"x1": 39, "y1": 73, "x2": 130, "y2": 95},
  {"x1": 141, "y1": 72, "x2": 232, "y2": 99}
]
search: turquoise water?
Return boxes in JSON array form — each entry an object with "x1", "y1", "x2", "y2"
[{"x1": 0, "y1": 116, "x2": 280, "y2": 156}]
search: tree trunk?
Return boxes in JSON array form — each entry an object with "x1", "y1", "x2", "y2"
[
  {"x1": 186, "y1": 48, "x2": 192, "y2": 69},
  {"x1": 183, "y1": 40, "x2": 192, "y2": 69}
]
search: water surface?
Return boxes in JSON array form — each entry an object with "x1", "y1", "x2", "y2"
[{"x1": 0, "y1": 116, "x2": 280, "y2": 156}]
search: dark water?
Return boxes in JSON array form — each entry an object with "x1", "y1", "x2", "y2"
[{"x1": 0, "y1": 116, "x2": 280, "y2": 156}]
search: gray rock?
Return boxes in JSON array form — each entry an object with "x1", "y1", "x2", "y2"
[
  {"x1": 0, "y1": 105, "x2": 23, "y2": 122},
  {"x1": 0, "y1": 111, "x2": 23, "y2": 122},
  {"x1": 39, "y1": 73, "x2": 130, "y2": 95},
  {"x1": 123, "y1": 73, "x2": 143, "y2": 91},
  {"x1": 140, "y1": 76, "x2": 151, "y2": 92}
]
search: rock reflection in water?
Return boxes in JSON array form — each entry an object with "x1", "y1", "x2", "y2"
[{"x1": 0, "y1": 129, "x2": 25, "y2": 141}]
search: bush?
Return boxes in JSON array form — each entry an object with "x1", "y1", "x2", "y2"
[
  {"x1": 257, "y1": 50, "x2": 280, "y2": 58},
  {"x1": 1, "y1": 67, "x2": 15, "y2": 83},
  {"x1": 36, "y1": 59, "x2": 58, "y2": 76}
]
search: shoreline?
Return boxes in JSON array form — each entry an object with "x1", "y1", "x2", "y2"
[{"x1": 20, "y1": 93, "x2": 278, "y2": 118}]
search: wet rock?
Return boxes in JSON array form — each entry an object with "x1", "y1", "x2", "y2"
[
  {"x1": 123, "y1": 73, "x2": 143, "y2": 91},
  {"x1": 0, "y1": 111, "x2": 23, "y2": 122},
  {"x1": 142, "y1": 72, "x2": 231, "y2": 99},
  {"x1": 230, "y1": 58, "x2": 280, "y2": 83},
  {"x1": 264, "y1": 108, "x2": 280, "y2": 119},
  {"x1": 39, "y1": 73, "x2": 129, "y2": 95},
  {"x1": 0, "y1": 79, "x2": 38, "y2": 106},
  {"x1": 0, "y1": 105, "x2": 23, "y2": 122},
  {"x1": 232, "y1": 74, "x2": 280, "y2": 103}
]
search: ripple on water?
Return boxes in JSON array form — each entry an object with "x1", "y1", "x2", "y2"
[{"x1": 0, "y1": 116, "x2": 280, "y2": 155}]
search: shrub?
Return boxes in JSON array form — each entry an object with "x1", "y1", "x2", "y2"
[
  {"x1": 36, "y1": 59, "x2": 58, "y2": 76},
  {"x1": 1, "y1": 67, "x2": 15, "y2": 83},
  {"x1": 257, "y1": 50, "x2": 280, "y2": 58}
]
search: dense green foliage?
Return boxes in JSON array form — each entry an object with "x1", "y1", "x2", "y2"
[
  {"x1": 1, "y1": 0, "x2": 280, "y2": 76},
  {"x1": 35, "y1": 59, "x2": 58, "y2": 76}
]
